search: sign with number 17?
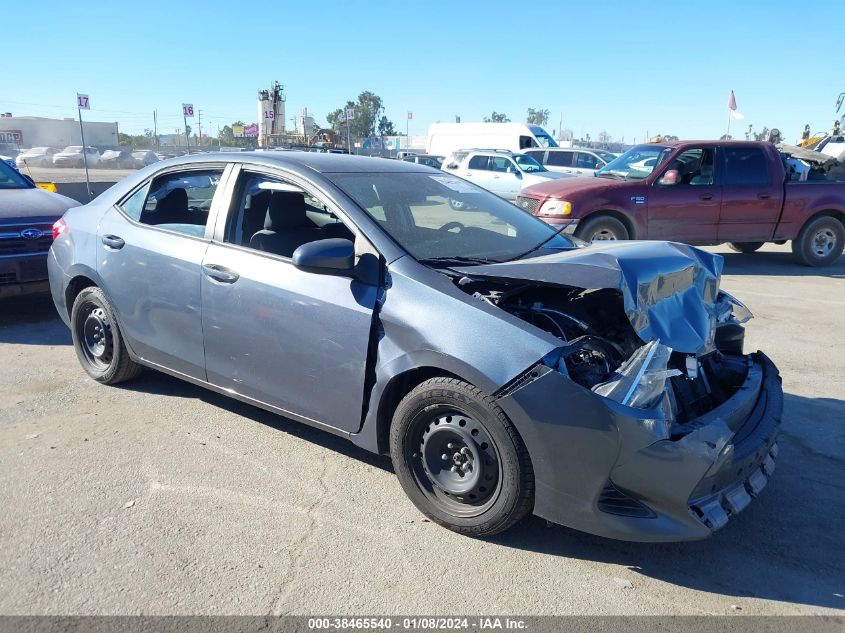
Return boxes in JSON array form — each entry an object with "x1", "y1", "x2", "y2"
[
  {"x1": 76, "y1": 94, "x2": 90, "y2": 110},
  {"x1": 182, "y1": 103, "x2": 194, "y2": 117}
]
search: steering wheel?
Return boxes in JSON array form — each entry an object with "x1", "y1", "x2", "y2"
[{"x1": 439, "y1": 221, "x2": 465, "y2": 233}]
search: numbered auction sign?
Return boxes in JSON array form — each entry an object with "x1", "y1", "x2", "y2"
[
  {"x1": 182, "y1": 104, "x2": 194, "y2": 117},
  {"x1": 77, "y1": 94, "x2": 90, "y2": 110}
]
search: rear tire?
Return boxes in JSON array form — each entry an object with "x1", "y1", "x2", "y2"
[
  {"x1": 71, "y1": 287, "x2": 142, "y2": 384},
  {"x1": 389, "y1": 377, "x2": 534, "y2": 537},
  {"x1": 791, "y1": 215, "x2": 845, "y2": 267},
  {"x1": 575, "y1": 215, "x2": 629, "y2": 241},
  {"x1": 728, "y1": 242, "x2": 764, "y2": 253}
]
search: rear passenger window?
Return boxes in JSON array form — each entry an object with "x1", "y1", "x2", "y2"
[
  {"x1": 546, "y1": 151, "x2": 574, "y2": 167},
  {"x1": 120, "y1": 182, "x2": 150, "y2": 221},
  {"x1": 722, "y1": 148, "x2": 770, "y2": 186},
  {"x1": 468, "y1": 156, "x2": 490, "y2": 170},
  {"x1": 123, "y1": 169, "x2": 223, "y2": 236}
]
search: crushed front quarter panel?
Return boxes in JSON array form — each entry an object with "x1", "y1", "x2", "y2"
[{"x1": 455, "y1": 241, "x2": 723, "y2": 355}]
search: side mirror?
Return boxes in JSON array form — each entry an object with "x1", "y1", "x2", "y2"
[
  {"x1": 658, "y1": 169, "x2": 681, "y2": 186},
  {"x1": 292, "y1": 238, "x2": 355, "y2": 276}
]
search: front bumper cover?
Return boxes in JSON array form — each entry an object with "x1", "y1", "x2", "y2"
[{"x1": 496, "y1": 352, "x2": 782, "y2": 542}]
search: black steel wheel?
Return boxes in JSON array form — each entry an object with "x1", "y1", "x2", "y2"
[
  {"x1": 71, "y1": 286, "x2": 142, "y2": 384},
  {"x1": 390, "y1": 377, "x2": 534, "y2": 536}
]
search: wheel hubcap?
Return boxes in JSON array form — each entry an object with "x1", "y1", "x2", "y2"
[
  {"x1": 591, "y1": 229, "x2": 616, "y2": 241},
  {"x1": 418, "y1": 413, "x2": 499, "y2": 508},
  {"x1": 81, "y1": 306, "x2": 113, "y2": 366},
  {"x1": 811, "y1": 228, "x2": 836, "y2": 257}
]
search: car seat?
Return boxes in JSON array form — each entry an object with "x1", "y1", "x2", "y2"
[{"x1": 249, "y1": 192, "x2": 321, "y2": 257}]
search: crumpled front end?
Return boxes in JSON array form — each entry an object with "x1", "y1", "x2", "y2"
[
  {"x1": 495, "y1": 349, "x2": 781, "y2": 541},
  {"x1": 451, "y1": 242, "x2": 782, "y2": 541}
]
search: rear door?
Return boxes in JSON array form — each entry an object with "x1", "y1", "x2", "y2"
[
  {"x1": 545, "y1": 150, "x2": 576, "y2": 175},
  {"x1": 200, "y1": 166, "x2": 379, "y2": 432},
  {"x1": 464, "y1": 154, "x2": 493, "y2": 190},
  {"x1": 717, "y1": 145, "x2": 783, "y2": 242},
  {"x1": 646, "y1": 147, "x2": 721, "y2": 243},
  {"x1": 96, "y1": 164, "x2": 231, "y2": 379}
]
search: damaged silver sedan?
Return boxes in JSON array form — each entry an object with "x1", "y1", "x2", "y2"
[{"x1": 47, "y1": 153, "x2": 782, "y2": 542}]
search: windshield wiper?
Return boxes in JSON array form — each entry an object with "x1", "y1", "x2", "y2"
[{"x1": 420, "y1": 256, "x2": 498, "y2": 267}]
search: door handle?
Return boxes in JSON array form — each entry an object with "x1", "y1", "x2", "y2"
[
  {"x1": 699, "y1": 194, "x2": 713, "y2": 201},
  {"x1": 758, "y1": 193, "x2": 771, "y2": 199},
  {"x1": 202, "y1": 264, "x2": 239, "y2": 284},
  {"x1": 101, "y1": 235, "x2": 125, "y2": 249}
]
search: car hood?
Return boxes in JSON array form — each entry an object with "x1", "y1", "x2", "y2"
[
  {"x1": 0, "y1": 187, "x2": 80, "y2": 219},
  {"x1": 455, "y1": 241, "x2": 723, "y2": 354},
  {"x1": 520, "y1": 174, "x2": 634, "y2": 198}
]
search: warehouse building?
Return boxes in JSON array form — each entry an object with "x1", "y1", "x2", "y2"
[{"x1": 0, "y1": 116, "x2": 119, "y2": 149}]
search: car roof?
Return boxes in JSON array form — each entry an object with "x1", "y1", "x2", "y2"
[{"x1": 155, "y1": 151, "x2": 434, "y2": 174}]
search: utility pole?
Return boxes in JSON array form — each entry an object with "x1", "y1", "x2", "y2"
[
  {"x1": 197, "y1": 109, "x2": 202, "y2": 146},
  {"x1": 153, "y1": 110, "x2": 158, "y2": 147}
]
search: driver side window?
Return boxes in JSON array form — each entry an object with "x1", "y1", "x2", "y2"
[
  {"x1": 657, "y1": 149, "x2": 715, "y2": 186},
  {"x1": 225, "y1": 172, "x2": 354, "y2": 259}
]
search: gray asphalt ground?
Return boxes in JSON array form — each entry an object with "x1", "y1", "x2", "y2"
[{"x1": 0, "y1": 243, "x2": 843, "y2": 616}]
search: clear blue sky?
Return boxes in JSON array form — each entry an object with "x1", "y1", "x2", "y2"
[{"x1": 5, "y1": 0, "x2": 839, "y2": 143}]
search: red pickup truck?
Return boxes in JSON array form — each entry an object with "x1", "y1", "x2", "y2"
[{"x1": 516, "y1": 141, "x2": 845, "y2": 266}]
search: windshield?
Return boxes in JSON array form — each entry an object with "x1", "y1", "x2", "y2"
[
  {"x1": 329, "y1": 172, "x2": 574, "y2": 264},
  {"x1": 0, "y1": 161, "x2": 33, "y2": 189},
  {"x1": 63, "y1": 146, "x2": 83, "y2": 153},
  {"x1": 529, "y1": 127, "x2": 558, "y2": 148},
  {"x1": 513, "y1": 154, "x2": 546, "y2": 173},
  {"x1": 596, "y1": 145, "x2": 673, "y2": 180},
  {"x1": 594, "y1": 150, "x2": 616, "y2": 163}
]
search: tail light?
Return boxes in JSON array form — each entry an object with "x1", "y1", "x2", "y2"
[{"x1": 52, "y1": 218, "x2": 67, "y2": 240}]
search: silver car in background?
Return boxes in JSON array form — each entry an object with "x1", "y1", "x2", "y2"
[{"x1": 524, "y1": 147, "x2": 617, "y2": 176}]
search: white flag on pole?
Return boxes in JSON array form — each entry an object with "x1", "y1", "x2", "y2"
[{"x1": 728, "y1": 90, "x2": 744, "y2": 120}]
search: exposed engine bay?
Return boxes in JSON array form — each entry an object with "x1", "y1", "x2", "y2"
[{"x1": 457, "y1": 276, "x2": 752, "y2": 428}]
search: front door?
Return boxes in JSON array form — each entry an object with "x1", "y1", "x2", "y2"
[
  {"x1": 489, "y1": 156, "x2": 523, "y2": 200},
  {"x1": 96, "y1": 165, "x2": 228, "y2": 379},
  {"x1": 647, "y1": 147, "x2": 721, "y2": 244},
  {"x1": 201, "y1": 169, "x2": 379, "y2": 432}
]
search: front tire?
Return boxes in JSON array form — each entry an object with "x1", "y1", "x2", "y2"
[
  {"x1": 575, "y1": 214, "x2": 629, "y2": 241},
  {"x1": 791, "y1": 215, "x2": 845, "y2": 267},
  {"x1": 728, "y1": 242, "x2": 764, "y2": 253},
  {"x1": 389, "y1": 377, "x2": 534, "y2": 537},
  {"x1": 71, "y1": 287, "x2": 142, "y2": 384}
]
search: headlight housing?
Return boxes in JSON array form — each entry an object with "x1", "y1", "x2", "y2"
[
  {"x1": 592, "y1": 340, "x2": 680, "y2": 411},
  {"x1": 538, "y1": 199, "x2": 572, "y2": 218}
]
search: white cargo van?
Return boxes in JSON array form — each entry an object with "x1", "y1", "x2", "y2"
[{"x1": 426, "y1": 122, "x2": 558, "y2": 157}]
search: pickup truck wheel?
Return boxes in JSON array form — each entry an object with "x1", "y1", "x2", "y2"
[
  {"x1": 792, "y1": 216, "x2": 845, "y2": 267},
  {"x1": 390, "y1": 377, "x2": 534, "y2": 537},
  {"x1": 575, "y1": 215, "x2": 629, "y2": 242},
  {"x1": 71, "y1": 287, "x2": 142, "y2": 384},
  {"x1": 728, "y1": 242, "x2": 764, "y2": 253}
]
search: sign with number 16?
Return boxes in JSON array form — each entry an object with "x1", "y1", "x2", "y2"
[{"x1": 182, "y1": 103, "x2": 194, "y2": 117}]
